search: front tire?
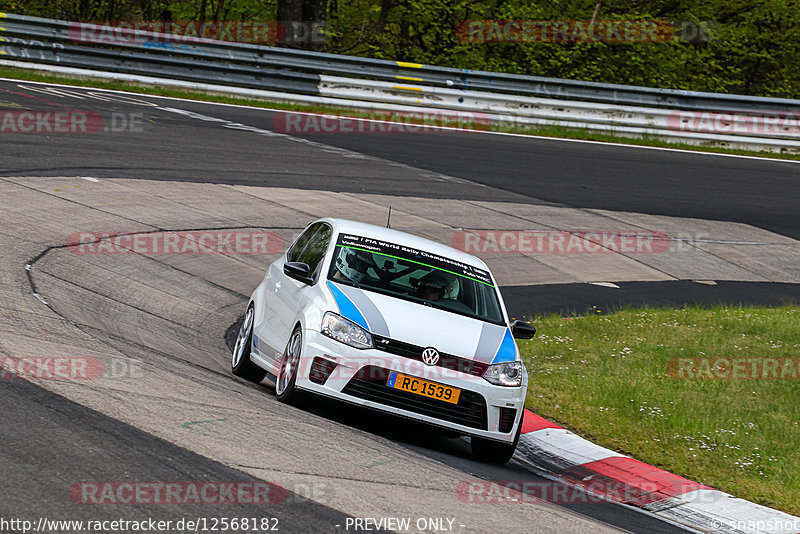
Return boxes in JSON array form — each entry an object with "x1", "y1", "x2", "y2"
[
  {"x1": 275, "y1": 326, "x2": 306, "y2": 405},
  {"x1": 471, "y1": 417, "x2": 523, "y2": 464},
  {"x1": 231, "y1": 304, "x2": 267, "y2": 383}
]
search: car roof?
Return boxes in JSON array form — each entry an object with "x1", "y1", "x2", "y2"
[{"x1": 317, "y1": 218, "x2": 492, "y2": 272}]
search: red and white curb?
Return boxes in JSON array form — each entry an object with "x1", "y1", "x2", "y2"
[{"x1": 515, "y1": 410, "x2": 799, "y2": 534}]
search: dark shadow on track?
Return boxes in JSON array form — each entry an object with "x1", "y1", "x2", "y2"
[{"x1": 0, "y1": 376, "x2": 356, "y2": 530}]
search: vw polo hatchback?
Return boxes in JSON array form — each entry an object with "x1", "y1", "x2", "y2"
[{"x1": 231, "y1": 218, "x2": 535, "y2": 463}]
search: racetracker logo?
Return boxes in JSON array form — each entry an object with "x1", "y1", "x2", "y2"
[
  {"x1": 0, "y1": 356, "x2": 140, "y2": 380},
  {"x1": 667, "y1": 357, "x2": 800, "y2": 379},
  {"x1": 0, "y1": 110, "x2": 103, "y2": 134},
  {"x1": 272, "y1": 111, "x2": 492, "y2": 134},
  {"x1": 455, "y1": 480, "x2": 714, "y2": 504},
  {"x1": 456, "y1": 20, "x2": 698, "y2": 43},
  {"x1": 277, "y1": 353, "x2": 524, "y2": 384},
  {"x1": 67, "y1": 231, "x2": 285, "y2": 255},
  {"x1": 452, "y1": 230, "x2": 670, "y2": 254},
  {"x1": 667, "y1": 111, "x2": 800, "y2": 135},
  {"x1": 69, "y1": 482, "x2": 286, "y2": 504},
  {"x1": 68, "y1": 20, "x2": 324, "y2": 45}
]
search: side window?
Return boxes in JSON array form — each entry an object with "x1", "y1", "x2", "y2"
[
  {"x1": 286, "y1": 223, "x2": 321, "y2": 262},
  {"x1": 296, "y1": 224, "x2": 332, "y2": 280}
]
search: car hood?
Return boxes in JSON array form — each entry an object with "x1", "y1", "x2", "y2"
[{"x1": 326, "y1": 281, "x2": 517, "y2": 364}]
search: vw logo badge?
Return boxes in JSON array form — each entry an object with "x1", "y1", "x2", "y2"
[{"x1": 421, "y1": 347, "x2": 440, "y2": 366}]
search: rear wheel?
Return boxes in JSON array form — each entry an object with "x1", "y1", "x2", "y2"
[
  {"x1": 471, "y1": 417, "x2": 523, "y2": 464},
  {"x1": 275, "y1": 326, "x2": 306, "y2": 405},
  {"x1": 231, "y1": 305, "x2": 267, "y2": 383}
]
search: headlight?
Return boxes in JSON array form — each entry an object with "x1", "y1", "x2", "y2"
[
  {"x1": 321, "y1": 312, "x2": 373, "y2": 349},
  {"x1": 482, "y1": 361, "x2": 524, "y2": 387}
]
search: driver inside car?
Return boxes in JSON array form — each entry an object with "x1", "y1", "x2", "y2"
[
  {"x1": 416, "y1": 273, "x2": 458, "y2": 302},
  {"x1": 332, "y1": 250, "x2": 375, "y2": 283}
]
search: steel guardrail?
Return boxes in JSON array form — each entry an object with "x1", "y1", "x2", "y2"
[
  {"x1": 2, "y1": 12, "x2": 800, "y2": 152},
  {"x1": 3, "y1": 12, "x2": 800, "y2": 113}
]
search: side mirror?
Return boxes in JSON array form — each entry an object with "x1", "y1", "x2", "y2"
[
  {"x1": 284, "y1": 262, "x2": 312, "y2": 284},
  {"x1": 511, "y1": 319, "x2": 536, "y2": 340}
]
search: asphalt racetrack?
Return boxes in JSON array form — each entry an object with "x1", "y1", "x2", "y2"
[{"x1": 1, "y1": 79, "x2": 798, "y2": 533}]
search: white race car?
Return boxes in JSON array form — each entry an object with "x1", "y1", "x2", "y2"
[{"x1": 231, "y1": 218, "x2": 536, "y2": 463}]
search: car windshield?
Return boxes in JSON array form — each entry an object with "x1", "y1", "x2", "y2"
[{"x1": 327, "y1": 233, "x2": 505, "y2": 325}]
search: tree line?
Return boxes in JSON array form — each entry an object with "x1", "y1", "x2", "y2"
[{"x1": 3, "y1": 0, "x2": 798, "y2": 98}]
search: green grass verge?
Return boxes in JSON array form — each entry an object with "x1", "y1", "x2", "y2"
[
  {"x1": 517, "y1": 305, "x2": 800, "y2": 514},
  {"x1": 1, "y1": 65, "x2": 799, "y2": 162}
]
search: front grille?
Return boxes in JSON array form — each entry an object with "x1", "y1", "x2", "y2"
[
  {"x1": 341, "y1": 366, "x2": 488, "y2": 430},
  {"x1": 499, "y1": 407, "x2": 517, "y2": 433},
  {"x1": 372, "y1": 335, "x2": 489, "y2": 377}
]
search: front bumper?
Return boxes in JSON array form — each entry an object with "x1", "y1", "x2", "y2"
[{"x1": 295, "y1": 329, "x2": 527, "y2": 443}]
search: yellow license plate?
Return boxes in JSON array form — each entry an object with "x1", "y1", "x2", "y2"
[{"x1": 387, "y1": 372, "x2": 461, "y2": 404}]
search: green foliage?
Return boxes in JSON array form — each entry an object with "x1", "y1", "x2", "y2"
[{"x1": 1, "y1": 0, "x2": 797, "y2": 97}]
